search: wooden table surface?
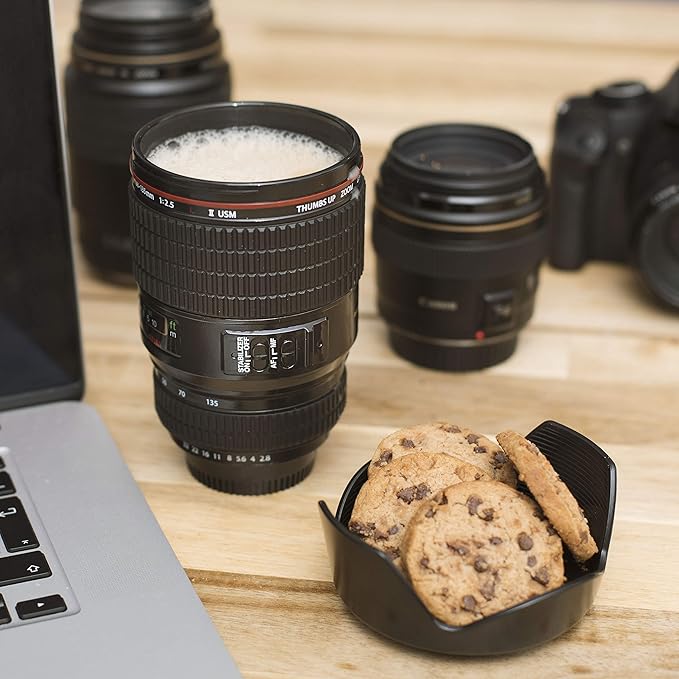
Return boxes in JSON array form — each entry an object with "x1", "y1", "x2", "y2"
[{"x1": 54, "y1": 1, "x2": 679, "y2": 676}]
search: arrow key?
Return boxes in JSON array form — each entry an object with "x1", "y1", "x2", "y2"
[{"x1": 16, "y1": 594, "x2": 66, "y2": 621}]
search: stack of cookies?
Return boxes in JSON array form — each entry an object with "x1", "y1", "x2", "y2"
[{"x1": 348, "y1": 423, "x2": 598, "y2": 626}]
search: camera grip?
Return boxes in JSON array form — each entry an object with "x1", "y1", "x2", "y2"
[{"x1": 549, "y1": 172, "x2": 589, "y2": 270}]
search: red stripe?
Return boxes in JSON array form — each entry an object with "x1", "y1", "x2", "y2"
[{"x1": 131, "y1": 165, "x2": 362, "y2": 211}]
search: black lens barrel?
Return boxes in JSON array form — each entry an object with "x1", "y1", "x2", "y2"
[
  {"x1": 130, "y1": 102, "x2": 364, "y2": 494},
  {"x1": 66, "y1": 0, "x2": 231, "y2": 280},
  {"x1": 373, "y1": 124, "x2": 547, "y2": 371}
]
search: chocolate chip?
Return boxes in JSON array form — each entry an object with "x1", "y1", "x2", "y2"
[
  {"x1": 491, "y1": 451, "x2": 508, "y2": 468},
  {"x1": 420, "y1": 557, "x2": 430, "y2": 569},
  {"x1": 480, "y1": 579, "x2": 496, "y2": 601},
  {"x1": 441, "y1": 587, "x2": 449, "y2": 597},
  {"x1": 461, "y1": 595, "x2": 478, "y2": 612},
  {"x1": 388, "y1": 524, "x2": 400, "y2": 535},
  {"x1": 437, "y1": 492, "x2": 449, "y2": 505},
  {"x1": 442, "y1": 424, "x2": 461, "y2": 433},
  {"x1": 396, "y1": 486, "x2": 417, "y2": 504},
  {"x1": 467, "y1": 495, "x2": 483, "y2": 516},
  {"x1": 517, "y1": 532, "x2": 534, "y2": 551},
  {"x1": 527, "y1": 556, "x2": 537, "y2": 567},
  {"x1": 480, "y1": 508, "x2": 495, "y2": 521},
  {"x1": 400, "y1": 438, "x2": 415, "y2": 449},
  {"x1": 425, "y1": 508, "x2": 436, "y2": 518},
  {"x1": 473, "y1": 445, "x2": 488, "y2": 454},
  {"x1": 466, "y1": 434, "x2": 481, "y2": 444},
  {"x1": 474, "y1": 557, "x2": 489, "y2": 573},
  {"x1": 489, "y1": 536, "x2": 502, "y2": 545},
  {"x1": 446, "y1": 542, "x2": 468, "y2": 556},
  {"x1": 531, "y1": 567, "x2": 550, "y2": 586},
  {"x1": 377, "y1": 450, "x2": 393, "y2": 465},
  {"x1": 415, "y1": 483, "x2": 431, "y2": 500}
]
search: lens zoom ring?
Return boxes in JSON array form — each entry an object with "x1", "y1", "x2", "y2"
[
  {"x1": 153, "y1": 370, "x2": 347, "y2": 453},
  {"x1": 130, "y1": 188, "x2": 365, "y2": 318}
]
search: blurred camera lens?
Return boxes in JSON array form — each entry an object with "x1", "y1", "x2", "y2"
[
  {"x1": 66, "y1": 0, "x2": 231, "y2": 282},
  {"x1": 637, "y1": 208, "x2": 679, "y2": 307},
  {"x1": 372, "y1": 124, "x2": 548, "y2": 371},
  {"x1": 631, "y1": 116, "x2": 679, "y2": 309},
  {"x1": 129, "y1": 102, "x2": 365, "y2": 494}
]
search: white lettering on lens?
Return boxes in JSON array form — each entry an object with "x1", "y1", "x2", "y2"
[
  {"x1": 296, "y1": 197, "x2": 328, "y2": 213},
  {"x1": 135, "y1": 180, "x2": 155, "y2": 201},
  {"x1": 237, "y1": 336, "x2": 251, "y2": 373}
]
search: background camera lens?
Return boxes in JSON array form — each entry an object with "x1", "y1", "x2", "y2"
[
  {"x1": 65, "y1": 0, "x2": 231, "y2": 282},
  {"x1": 129, "y1": 102, "x2": 365, "y2": 495},
  {"x1": 637, "y1": 208, "x2": 679, "y2": 308},
  {"x1": 372, "y1": 124, "x2": 548, "y2": 371}
]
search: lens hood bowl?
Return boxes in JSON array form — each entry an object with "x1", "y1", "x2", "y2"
[{"x1": 318, "y1": 420, "x2": 616, "y2": 655}]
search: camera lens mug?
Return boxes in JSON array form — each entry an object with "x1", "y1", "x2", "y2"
[
  {"x1": 373, "y1": 124, "x2": 548, "y2": 371},
  {"x1": 129, "y1": 102, "x2": 365, "y2": 494},
  {"x1": 66, "y1": 0, "x2": 231, "y2": 281}
]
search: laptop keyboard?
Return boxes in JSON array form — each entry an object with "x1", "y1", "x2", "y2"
[{"x1": 0, "y1": 448, "x2": 79, "y2": 628}]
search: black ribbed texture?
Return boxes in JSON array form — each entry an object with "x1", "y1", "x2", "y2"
[
  {"x1": 130, "y1": 190, "x2": 365, "y2": 318},
  {"x1": 154, "y1": 370, "x2": 347, "y2": 453},
  {"x1": 187, "y1": 458, "x2": 316, "y2": 495}
]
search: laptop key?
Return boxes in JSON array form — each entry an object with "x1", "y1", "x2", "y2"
[
  {"x1": 0, "y1": 472, "x2": 16, "y2": 497},
  {"x1": 0, "y1": 594, "x2": 11, "y2": 625},
  {"x1": 0, "y1": 551, "x2": 51, "y2": 586},
  {"x1": 16, "y1": 594, "x2": 67, "y2": 621},
  {"x1": 0, "y1": 498, "x2": 39, "y2": 552}
]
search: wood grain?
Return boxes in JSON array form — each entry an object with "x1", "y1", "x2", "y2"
[{"x1": 53, "y1": 0, "x2": 679, "y2": 675}]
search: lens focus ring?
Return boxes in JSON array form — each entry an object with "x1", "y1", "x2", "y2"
[
  {"x1": 130, "y1": 188, "x2": 365, "y2": 319},
  {"x1": 154, "y1": 369, "x2": 347, "y2": 453}
]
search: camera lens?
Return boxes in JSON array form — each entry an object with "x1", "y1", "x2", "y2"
[
  {"x1": 637, "y1": 208, "x2": 679, "y2": 308},
  {"x1": 66, "y1": 0, "x2": 231, "y2": 282},
  {"x1": 373, "y1": 124, "x2": 548, "y2": 371},
  {"x1": 129, "y1": 102, "x2": 365, "y2": 494},
  {"x1": 630, "y1": 111, "x2": 679, "y2": 309}
]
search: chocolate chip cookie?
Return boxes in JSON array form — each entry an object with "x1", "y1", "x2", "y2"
[
  {"x1": 348, "y1": 453, "x2": 491, "y2": 565},
  {"x1": 401, "y1": 480, "x2": 565, "y2": 626},
  {"x1": 496, "y1": 431, "x2": 598, "y2": 562},
  {"x1": 370, "y1": 422, "x2": 517, "y2": 487}
]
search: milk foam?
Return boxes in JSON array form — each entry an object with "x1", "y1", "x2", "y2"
[{"x1": 147, "y1": 126, "x2": 343, "y2": 182}]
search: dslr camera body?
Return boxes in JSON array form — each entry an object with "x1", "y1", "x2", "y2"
[{"x1": 550, "y1": 68, "x2": 679, "y2": 307}]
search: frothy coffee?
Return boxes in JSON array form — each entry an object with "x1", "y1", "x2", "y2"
[{"x1": 147, "y1": 125, "x2": 343, "y2": 182}]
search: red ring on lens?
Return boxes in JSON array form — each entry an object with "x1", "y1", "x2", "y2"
[{"x1": 130, "y1": 164, "x2": 362, "y2": 211}]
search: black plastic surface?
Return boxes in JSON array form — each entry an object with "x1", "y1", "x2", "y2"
[{"x1": 319, "y1": 421, "x2": 616, "y2": 655}]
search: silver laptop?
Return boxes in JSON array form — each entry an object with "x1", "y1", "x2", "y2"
[{"x1": 0, "y1": 2, "x2": 240, "y2": 676}]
